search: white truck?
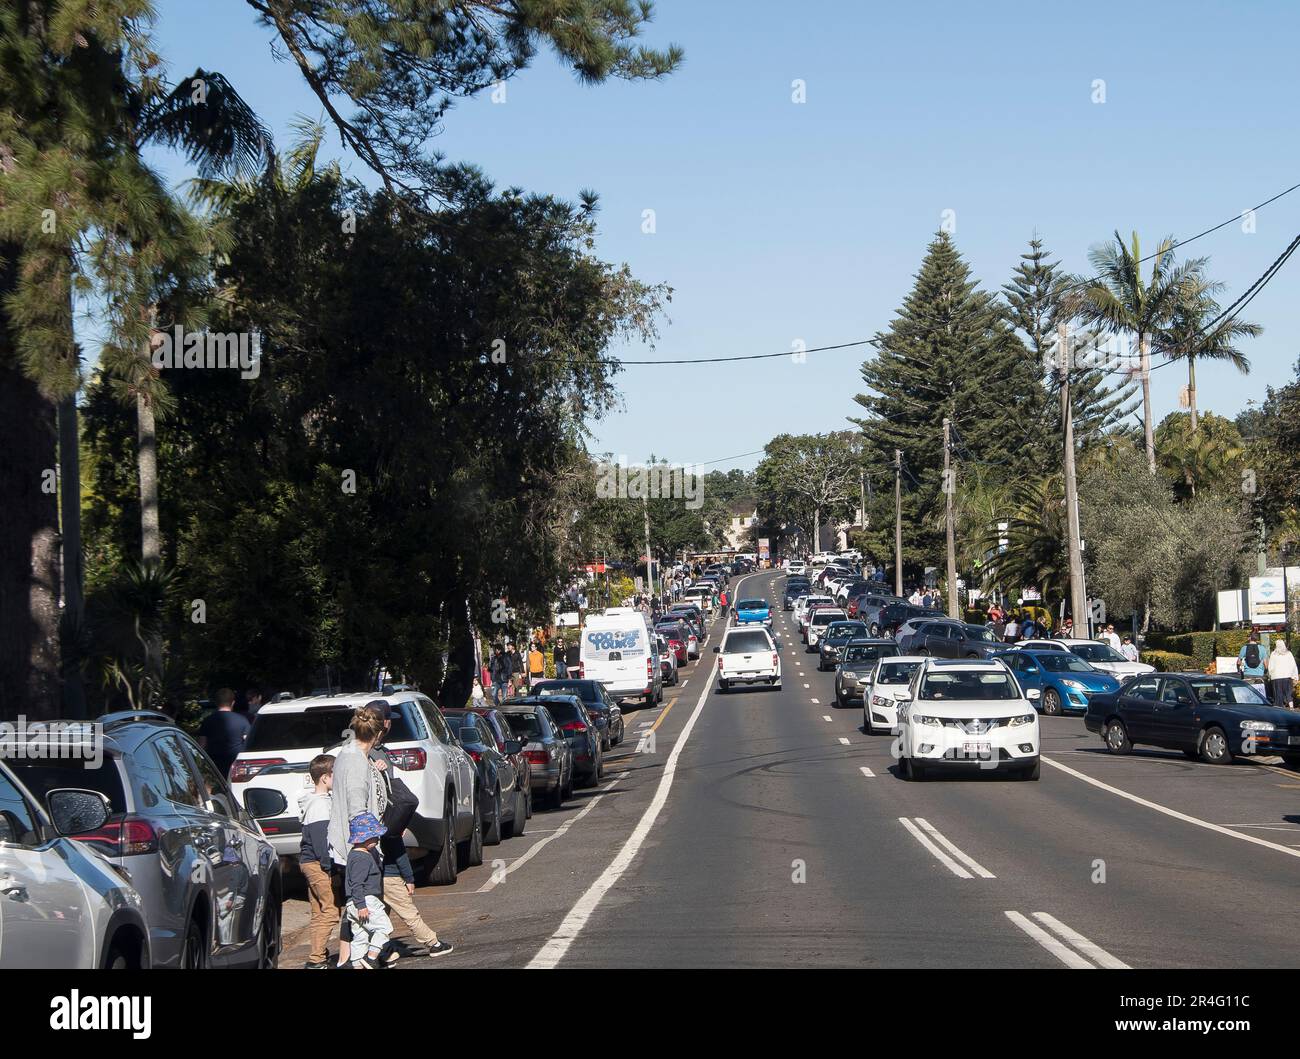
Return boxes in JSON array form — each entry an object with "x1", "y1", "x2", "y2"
[{"x1": 714, "y1": 626, "x2": 781, "y2": 693}]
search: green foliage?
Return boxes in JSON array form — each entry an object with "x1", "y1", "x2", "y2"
[
  {"x1": 1154, "y1": 411, "x2": 1245, "y2": 500},
  {"x1": 754, "y1": 432, "x2": 861, "y2": 550},
  {"x1": 1140, "y1": 650, "x2": 1200, "y2": 673}
]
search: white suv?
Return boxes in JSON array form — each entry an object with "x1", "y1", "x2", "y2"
[
  {"x1": 715, "y1": 626, "x2": 782, "y2": 692},
  {"x1": 231, "y1": 691, "x2": 478, "y2": 884},
  {"x1": 806, "y1": 607, "x2": 848, "y2": 649},
  {"x1": 897, "y1": 658, "x2": 1040, "y2": 780}
]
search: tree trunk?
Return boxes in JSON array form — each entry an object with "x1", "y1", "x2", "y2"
[
  {"x1": 1140, "y1": 333, "x2": 1156, "y2": 474},
  {"x1": 58, "y1": 394, "x2": 87, "y2": 717},
  {"x1": 813, "y1": 505, "x2": 821, "y2": 554},
  {"x1": 136, "y1": 385, "x2": 163, "y2": 690},
  {"x1": 439, "y1": 602, "x2": 476, "y2": 709},
  {"x1": 1187, "y1": 355, "x2": 1198, "y2": 433}
]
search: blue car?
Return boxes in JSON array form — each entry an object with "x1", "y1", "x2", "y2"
[
  {"x1": 734, "y1": 597, "x2": 772, "y2": 626},
  {"x1": 1003, "y1": 649, "x2": 1119, "y2": 715}
]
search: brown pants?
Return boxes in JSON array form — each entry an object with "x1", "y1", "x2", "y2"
[
  {"x1": 301, "y1": 860, "x2": 340, "y2": 964},
  {"x1": 383, "y1": 875, "x2": 438, "y2": 947}
]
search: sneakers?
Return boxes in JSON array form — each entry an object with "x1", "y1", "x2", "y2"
[
  {"x1": 303, "y1": 960, "x2": 331, "y2": 970},
  {"x1": 351, "y1": 957, "x2": 375, "y2": 970},
  {"x1": 417, "y1": 940, "x2": 454, "y2": 958},
  {"x1": 383, "y1": 947, "x2": 401, "y2": 966}
]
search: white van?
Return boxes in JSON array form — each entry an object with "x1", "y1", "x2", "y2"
[{"x1": 580, "y1": 608, "x2": 664, "y2": 705}]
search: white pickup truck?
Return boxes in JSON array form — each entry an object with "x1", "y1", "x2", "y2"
[{"x1": 714, "y1": 626, "x2": 781, "y2": 693}]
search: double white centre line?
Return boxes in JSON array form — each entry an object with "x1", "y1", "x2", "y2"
[
  {"x1": 1005, "y1": 911, "x2": 1130, "y2": 969},
  {"x1": 898, "y1": 817, "x2": 996, "y2": 879}
]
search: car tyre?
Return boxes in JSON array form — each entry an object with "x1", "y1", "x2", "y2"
[
  {"x1": 458, "y1": 791, "x2": 484, "y2": 869},
  {"x1": 719, "y1": 680, "x2": 729, "y2": 693},
  {"x1": 1103, "y1": 719, "x2": 1131, "y2": 755},
  {"x1": 430, "y1": 796, "x2": 459, "y2": 884},
  {"x1": 1042, "y1": 688, "x2": 1064, "y2": 716},
  {"x1": 256, "y1": 898, "x2": 281, "y2": 969},
  {"x1": 484, "y1": 788, "x2": 503, "y2": 846},
  {"x1": 1198, "y1": 725, "x2": 1233, "y2": 765},
  {"x1": 1018, "y1": 758, "x2": 1041, "y2": 781},
  {"x1": 180, "y1": 914, "x2": 208, "y2": 970},
  {"x1": 907, "y1": 757, "x2": 926, "y2": 782}
]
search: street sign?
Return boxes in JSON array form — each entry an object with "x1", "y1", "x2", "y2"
[{"x1": 1249, "y1": 576, "x2": 1285, "y2": 626}]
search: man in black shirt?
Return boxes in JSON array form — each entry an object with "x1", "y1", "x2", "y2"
[{"x1": 198, "y1": 688, "x2": 251, "y2": 778}]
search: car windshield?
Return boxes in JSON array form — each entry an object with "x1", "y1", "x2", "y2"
[
  {"x1": 533, "y1": 680, "x2": 598, "y2": 703},
  {"x1": 247, "y1": 705, "x2": 420, "y2": 751},
  {"x1": 442, "y1": 711, "x2": 483, "y2": 740},
  {"x1": 1189, "y1": 679, "x2": 1269, "y2": 705},
  {"x1": 844, "y1": 643, "x2": 899, "y2": 663},
  {"x1": 737, "y1": 599, "x2": 766, "y2": 610},
  {"x1": 1039, "y1": 654, "x2": 1094, "y2": 673},
  {"x1": 919, "y1": 672, "x2": 1019, "y2": 700},
  {"x1": 876, "y1": 660, "x2": 921, "y2": 683},
  {"x1": 724, "y1": 631, "x2": 773, "y2": 653},
  {"x1": 964, "y1": 625, "x2": 1000, "y2": 643},
  {"x1": 1069, "y1": 643, "x2": 1127, "y2": 663}
]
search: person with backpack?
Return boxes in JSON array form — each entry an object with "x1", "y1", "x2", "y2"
[{"x1": 1238, "y1": 632, "x2": 1267, "y2": 690}]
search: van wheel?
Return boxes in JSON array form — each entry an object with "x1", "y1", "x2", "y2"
[{"x1": 430, "y1": 796, "x2": 459, "y2": 885}]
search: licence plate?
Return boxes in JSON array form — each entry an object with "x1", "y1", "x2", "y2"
[
  {"x1": 962, "y1": 741, "x2": 991, "y2": 756},
  {"x1": 1289, "y1": 735, "x2": 1300, "y2": 745}
]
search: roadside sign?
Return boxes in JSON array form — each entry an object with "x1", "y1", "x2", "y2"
[{"x1": 1249, "y1": 576, "x2": 1285, "y2": 626}]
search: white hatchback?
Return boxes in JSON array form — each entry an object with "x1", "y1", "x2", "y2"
[
  {"x1": 897, "y1": 659, "x2": 1041, "y2": 780},
  {"x1": 864, "y1": 655, "x2": 926, "y2": 733}
]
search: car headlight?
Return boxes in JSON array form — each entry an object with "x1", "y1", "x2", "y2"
[
  {"x1": 842, "y1": 672, "x2": 857, "y2": 683},
  {"x1": 1007, "y1": 713, "x2": 1037, "y2": 727},
  {"x1": 871, "y1": 695, "x2": 892, "y2": 708},
  {"x1": 1240, "y1": 720, "x2": 1275, "y2": 732},
  {"x1": 915, "y1": 715, "x2": 942, "y2": 727},
  {"x1": 1060, "y1": 679, "x2": 1086, "y2": 690}
]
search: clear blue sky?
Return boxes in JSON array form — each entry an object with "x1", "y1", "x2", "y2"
[{"x1": 150, "y1": 0, "x2": 1300, "y2": 472}]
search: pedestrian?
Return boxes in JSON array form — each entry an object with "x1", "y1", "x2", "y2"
[
  {"x1": 1020, "y1": 615, "x2": 1038, "y2": 640},
  {"x1": 343, "y1": 812, "x2": 392, "y2": 969},
  {"x1": 1003, "y1": 613, "x2": 1020, "y2": 644},
  {"x1": 299, "y1": 754, "x2": 338, "y2": 970},
  {"x1": 564, "y1": 637, "x2": 580, "y2": 677},
  {"x1": 378, "y1": 801, "x2": 453, "y2": 961},
  {"x1": 1101, "y1": 624, "x2": 1121, "y2": 650},
  {"x1": 506, "y1": 642, "x2": 524, "y2": 688},
  {"x1": 553, "y1": 637, "x2": 568, "y2": 679},
  {"x1": 1120, "y1": 636, "x2": 1140, "y2": 662},
  {"x1": 489, "y1": 645, "x2": 510, "y2": 704},
  {"x1": 908, "y1": 587, "x2": 923, "y2": 607},
  {"x1": 1268, "y1": 639, "x2": 1297, "y2": 709},
  {"x1": 1237, "y1": 631, "x2": 1267, "y2": 690},
  {"x1": 527, "y1": 640, "x2": 545, "y2": 688},
  {"x1": 244, "y1": 686, "x2": 266, "y2": 718},
  {"x1": 197, "y1": 688, "x2": 250, "y2": 779},
  {"x1": 470, "y1": 678, "x2": 486, "y2": 706}
]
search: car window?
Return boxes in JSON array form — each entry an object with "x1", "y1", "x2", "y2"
[
  {"x1": 0, "y1": 770, "x2": 40, "y2": 847},
  {"x1": 844, "y1": 643, "x2": 899, "y2": 663},
  {"x1": 504, "y1": 712, "x2": 543, "y2": 740},
  {"x1": 6, "y1": 755, "x2": 128, "y2": 814},
  {"x1": 247, "y1": 705, "x2": 421, "y2": 752},
  {"x1": 1160, "y1": 680, "x2": 1193, "y2": 706},
  {"x1": 1125, "y1": 678, "x2": 1161, "y2": 701},
  {"x1": 184, "y1": 738, "x2": 238, "y2": 817},
  {"x1": 724, "y1": 630, "x2": 774, "y2": 653},
  {"x1": 420, "y1": 702, "x2": 454, "y2": 745},
  {"x1": 1189, "y1": 679, "x2": 1268, "y2": 705},
  {"x1": 148, "y1": 734, "x2": 205, "y2": 808},
  {"x1": 875, "y1": 660, "x2": 920, "y2": 683},
  {"x1": 1039, "y1": 654, "x2": 1092, "y2": 673}
]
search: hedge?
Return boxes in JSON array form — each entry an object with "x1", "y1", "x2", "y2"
[
  {"x1": 1139, "y1": 650, "x2": 1201, "y2": 673},
  {"x1": 1149, "y1": 630, "x2": 1300, "y2": 670}
]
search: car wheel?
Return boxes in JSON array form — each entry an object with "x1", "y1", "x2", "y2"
[
  {"x1": 430, "y1": 796, "x2": 459, "y2": 884},
  {"x1": 1042, "y1": 688, "x2": 1064, "y2": 716},
  {"x1": 1281, "y1": 753, "x2": 1300, "y2": 771},
  {"x1": 512, "y1": 788, "x2": 528, "y2": 835},
  {"x1": 180, "y1": 914, "x2": 208, "y2": 970},
  {"x1": 562, "y1": 765, "x2": 574, "y2": 800},
  {"x1": 1199, "y1": 725, "x2": 1233, "y2": 765},
  {"x1": 1017, "y1": 758, "x2": 1041, "y2": 781},
  {"x1": 458, "y1": 791, "x2": 484, "y2": 868},
  {"x1": 484, "y1": 788, "x2": 503, "y2": 846},
  {"x1": 718, "y1": 680, "x2": 728, "y2": 693},
  {"x1": 907, "y1": 757, "x2": 926, "y2": 781},
  {"x1": 104, "y1": 934, "x2": 138, "y2": 970},
  {"x1": 1103, "y1": 719, "x2": 1131, "y2": 755},
  {"x1": 256, "y1": 897, "x2": 281, "y2": 969}
]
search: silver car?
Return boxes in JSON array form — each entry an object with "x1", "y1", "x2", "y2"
[
  {"x1": 8, "y1": 711, "x2": 281, "y2": 969},
  {"x1": 0, "y1": 758, "x2": 150, "y2": 968}
]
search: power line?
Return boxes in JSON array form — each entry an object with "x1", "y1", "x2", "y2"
[{"x1": 612, "y1": 339, "x2": 872, "y2": 366}]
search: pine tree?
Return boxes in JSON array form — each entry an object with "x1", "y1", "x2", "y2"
[{"x1": 852, "y1": 231, "x2": 1044, "y2": 567}]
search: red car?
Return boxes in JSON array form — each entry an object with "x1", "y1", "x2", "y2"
[
  {"x1": 654, "y1": 621, "x2": 690, "y2": 664},
  {"x1": 468, "y1": 705, "x2": 533, "y2": 819}
]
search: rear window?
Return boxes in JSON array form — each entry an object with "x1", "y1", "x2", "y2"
[
  {"x1": 540, "y1": 699, "x2": 584, "y2": 724},
  {"x1": 844, "y1": 643, "x2": 899, "y2": 663},
  {"x1": 827, "y1": 622, "x2": 867, "y2": 639},
  {"x1": 724, "y1": 630, "x2": 773, "y2": 654},
  {"x1": 504, "y1": 713, "x2": 544, "y2": 740},
  {"x1": 533, "y1": 680, "x2": 598, "y2": 703},
  {"x1": 737, "y1": 599, "x2": 767, "y2": 610},
  {"x1": 6, "y1": 757, "x2": 128, "y2": 813},
  {"x1": 246, "y1": 703, "x2": 421, "y2": 752},
  {"x1": 811, "y1": 610, "x2": 846, "y2": 625}
]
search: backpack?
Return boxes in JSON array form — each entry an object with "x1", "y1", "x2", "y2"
[{"x1": 1245, "y1": 643, "x2": 1261, "y2": 669}]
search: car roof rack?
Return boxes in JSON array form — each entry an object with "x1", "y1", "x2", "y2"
[{"x1": 99, "y1": 710, "x2": 177, "y2": 730}]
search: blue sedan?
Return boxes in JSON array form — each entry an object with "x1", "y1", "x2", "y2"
[{"x1": 1003, "y1": 649, "x2": 1120, "y2": 715}]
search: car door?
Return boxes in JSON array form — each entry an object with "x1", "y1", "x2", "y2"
[
  {"x1": 0, "y1": 769, "x2": 89, "y2": 968},
  {"x1": 1152, "y1": 677, "x2": 1197, "y2": 750},
  {"x1": 1009, "y1": 653, "x2": 1045, "y2": 700},
  {"x1": 480, "y1": 715, "x2": 516, "y2": 793},
  {"x1": 1118, "y1": 676, "x2": 1162, "y2": 743},
  {"x1": 421, "y1": 699, "x2": 474, "y2": 827},
  {"x1": 925, "y1": 624, "x2": 956, "y2": 658}
]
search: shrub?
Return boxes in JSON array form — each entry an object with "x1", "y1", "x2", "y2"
[{"x1": 1140, "y1": 650, "x2": 1201, "y2": 673}]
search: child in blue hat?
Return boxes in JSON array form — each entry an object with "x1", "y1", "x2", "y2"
[{"x1": 344, "y1": 811, "x2": 392, "y2": 969}]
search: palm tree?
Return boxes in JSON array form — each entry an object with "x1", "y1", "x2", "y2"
[
  {"x1": 1077, "y1": 232, "x2": 1203, "y2": 473},
  {"x1": 1153, "y1": 274, "x2": 1259, "y2": 433},
  {"x1": 978, "y1": 474, "x2": 1069, "y2": 609}
]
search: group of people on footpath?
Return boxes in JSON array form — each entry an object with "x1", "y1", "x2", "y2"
[
  {"x1": 1236, "y1": 631, "x2": 1299, "y2": 709},
  {"x1": 482, "y1": 637, "x2": 580, "y2": 704},
  {"x1": 300, "y1": 702, "x2": 454, "y2": 969}
]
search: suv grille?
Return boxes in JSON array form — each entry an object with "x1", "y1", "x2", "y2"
[{"x1": 941, "y1": 718, "x2": 1007, "y2": 734}]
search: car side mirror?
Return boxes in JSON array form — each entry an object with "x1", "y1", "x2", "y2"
[
  {"x1": 242, "y1": 787, "x2": 289, "y2": 821},
  {"x1": 1026, "y1": 688, "x2": 1041, "y2": 699},
  {"x1": 1025, "y1": 666, "x2": 1038, "y2": 674},
  {"x1": 713, "y1": 646, "x2": 720, "y2": 654},
  {"x1": 47, "y1": 788, "x2": 111, "y2": 836},
  {"x1": 504, "y1": 739, "x2": 522, "y2": 755}
]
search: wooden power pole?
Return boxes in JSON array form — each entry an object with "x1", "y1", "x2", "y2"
[
  {"x1": 943, "y1": 417, "x2": 959, "y2": 618},
  {"x1": 1059, "y1": 321, "x2": 1088, "y2": 630},
  {"x1": 894, "y1": 449, "x2": 903, "y2": 597}
]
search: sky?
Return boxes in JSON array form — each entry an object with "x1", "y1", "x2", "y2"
[{"x1": 147, "y1": 0, "x2": 1300, "y2": 473}]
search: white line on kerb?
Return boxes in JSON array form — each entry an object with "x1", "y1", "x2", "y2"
[
  {"x1": 525, "y1": 571, "x2": 758, "y2": 967},
  {"x1": 1042, "y1": 754, "x2": 1300, "y2": 861}
]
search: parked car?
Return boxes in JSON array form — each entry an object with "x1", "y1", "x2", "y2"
[
  {"x1": 861, "y1": 654, "x2": 925, "y2": 733},
  {"x1": 527, "y1": 694, "x2": 603, "y2": 787},
  {"x1": 876, "y1": 602, "x2": 943, "y2": 638},
  {"x1": 499, "y1": 700, "x2": 573, "y2": 808},
  {"x1": 897, "y1": 659, "x2": 1041, "y2": 780},
  {"x1": 10, "y1": 711, "x2": 282, "y2": 967},
  {"x1": 910, "y1": 621, "x2": 1008, "y2": 659},
  {"x1": 832, "y1": 638, "x2": 902, "y2": 708},
  {"x1": 466, "y1": 706, "x2": 533, "y2": 820},
  {"x1": 681, "y1": 585, "x2": 715, "y2": 614},
  {"x1": 1084, "y1": 673, "x2": 1300, "y2": 766},
  {"x1": 666, "y1": 605, "x2": 707, "y2": 646},
  {"x1": 654, "y1": 619, "x2": 693, "y2": 663},
  {"x1": 818, "y1": 620, "x2": 870, "y2": 669},
  {"x1": 715, "y1": 625, "x2": 782, "y2": 692},
  {"x1": 1003, "y1": 649, "x2": 1120, "y2": 715},
  {"x1": 229, "y1": 692, "x2": 477, "y2": 886},
  {"x1": 0, "y1": 757, "x2": 151, "y2": 968},
  {"x1": 654, "y1": 633, "x2": 680, "y2": 685},
  {"x1": 531, "y1": 677, "x2": 626, "y2": 748},
  {"x1": 1014, "y1": 638, "x2": 1156, "y2": 678},
  {"x1": 580, "y1": 607, "x2": 662, "y2": 706},
  {"x1": 443, "y1": 709, "x2": 527, "y2": 842},
  {"x1": 783, "y1": 580, "x2": 812, "y2": 610}
]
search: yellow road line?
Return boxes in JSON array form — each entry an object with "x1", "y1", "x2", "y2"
[{"x1": 650, "y1": 695, "x2": 680, "y2": 733}]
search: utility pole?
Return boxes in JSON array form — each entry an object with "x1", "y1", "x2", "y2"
[
  {"x1": 943, "y1": 418, "x2": 959, "y2": 618},
  {"x1": 642, "y1": 492, "x2": 653, "y2": 603},
  {"x1": 894, "y1": 449, "x2": 903, "y2": 597},
  {"x1": 1059, "y1": 321, "x2": 1087, "y2": 631}
]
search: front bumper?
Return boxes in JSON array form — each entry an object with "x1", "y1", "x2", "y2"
[
  {"x1": 909, "y1": 721, "x2": 1039, "y2": 765},
  {"x1": 866, "y1": 696, "x2": 900, "y2": 728}
]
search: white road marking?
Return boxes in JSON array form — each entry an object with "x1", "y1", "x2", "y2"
[
  {"x1": 860, "y1": 766, "x2": 875, "y2": 777},
  {"x1": 899, "y1": 817, "x2": 974, "y2": 879},
  {"x1": 1005, "y1": 911, "x2": 1093, "y2": 969},
  {"x1": 913, "y1": 818, "x2": 996, "y2": 878},
  {"x1": 823, "y1": 715, "x2": 833, "y2": 722},
  {"x1": 810, "y1": 698, "x2": 820, "y2": 704},
  {"x1": 526, "y1": 572, "x2": 755, "y2": 967},
  {"x1": 1043, "y1": 754, "x2": 1300, "y2": 861},
  {"x1": 1032, "y1": 912, "x2": 1130, "y2": 969},
  {"x1": 803, "y1": 683, "x2": 810, "y2": 688},
  {"x1": 838, "y1": 736, "x2": 850, "y2": 745}
]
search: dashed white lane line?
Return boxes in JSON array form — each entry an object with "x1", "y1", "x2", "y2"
[
  {"x1": 838, "y1": 736, "x2": 850, "y2": 745},
  {"x1": 898, "y1": 817, "x2": 995, "y2": 879},
  {"x1": 822, "y1": 715, "x2": 833, "y2": 722},
  {"x1": 810, "y1": 697, "x2": 820, "y2": 704},
  {"x1": 803, "y1": 683, "x2": 810, "y2": 688},
  {"x1": 1004, "y1": 911, "x2": 1130, "y2": 969},
  {"x1": 860, "y1": 766, "x2": 875, "y2": 777}
]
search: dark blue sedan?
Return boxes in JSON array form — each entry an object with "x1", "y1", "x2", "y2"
[
  {"x1": 1084, "y1": 673, "x2": 1300, "y2": 765},
  {"x1": 1004, "y1": 649, "x2": 1120, "y2": 715}
]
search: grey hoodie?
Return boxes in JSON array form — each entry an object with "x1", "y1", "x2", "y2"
[
  {"x1": 327, "y1": 739, "x2": 386, "y2": 866},
  {"x1": 298, "y1": 788, "x2": 332, "y2": 871}
]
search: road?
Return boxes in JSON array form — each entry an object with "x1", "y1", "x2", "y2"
[{"x1": 281, "y1": 569, "x2": 1300, "y2": 969}]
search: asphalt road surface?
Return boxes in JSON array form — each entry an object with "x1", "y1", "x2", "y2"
[{"x1": 281, "y1": 569, "x2": 1300, "y2": 969}]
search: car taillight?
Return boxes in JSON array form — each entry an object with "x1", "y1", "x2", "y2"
[
  {"x1": 465, "y1": 749, "x2": 482, "y2": 763},
  {"x1": 525, "y1": 748, "x2": 552, "y2": 764},
  {"x1": 578, "y1": 662, "x2": 585, "y2": 678},
  {"x1": 387, "y1": 747, "x2": 427, "y2": 771},
  {"x1": 772, "y1": 653, "x2": 779, "y2": 667},
  {"x1": 561, "y1": 721, "x2": 588, "y2": 733},
  {"x1": 72, "y1": 815, "x2": 159, "y2": 857},
  {"x1": 229, "y1": 757, "x2": 285, "y2": 783},
  {"x1": 647, "y1": 657, "x2": 655, "y2": 678}
]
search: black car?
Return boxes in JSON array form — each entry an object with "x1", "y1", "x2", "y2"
[
  {"x1": 443, "y1": 709, "x2": 526, "y2": 843},
  {"x1": 529, "y1": 693, "x2": 603, "y2": 787},
  {"x1": 833, "y1": 638, "x2": 902, "y2": 707},
  {"x1": 875, "y1": 602, "x2": 942, "y2": 637},
  {"x1": 531, "y1": 678, "x2": 626, "y2": 748},
  {"x1": 1084, "y1": 673, "x2": 1300, "y2": 766},
  {"x1": 910, "y1": 621, "x2": 1007, "y2": 659},
  {"x1": 500, "y1": 699, "x2": 573, "y2": 809},
  {"x1": 818, "y1": 620, "x2": 870, "y2": 670},
  {"x1": 783, "y1": 580, "x2": 812, "y2": 610},
  {"x1": 667, "y1": 605, "x2": 707, "y2": 642}
]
